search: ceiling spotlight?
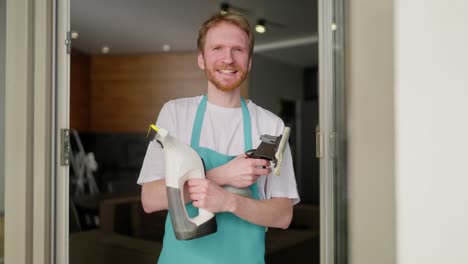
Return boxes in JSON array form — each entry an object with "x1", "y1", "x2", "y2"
[
  {"x1": 219, "y1": 2, "x2": 250, "y2": 15},
  {"x1": 71, "y1": 31, "x2": 79, "y2": 39},
  {"x1": 101, "y1": 45, "x2": 110, "y2": 54},
  {"x1": 255, "y1": 19, "x2": 266, "y2": 34},
  {"x1": 162, "y1": 44, "x2": 171, "y2": 52},
  {"x1": 220, "y1": 2, "x2": 229, "y2": 15}
]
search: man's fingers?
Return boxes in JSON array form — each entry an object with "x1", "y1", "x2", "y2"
[
  {"x1": 188, "y1": 185, "x2": 207, "y2": 194},
  {"x1": 190, "y1": 193, "x2": 204, "y2": 201},
  {"x1": 187, "y1": 178, "x2": 206, "y2": 187},
  {"x1": 239, "y1": 153, "x2": 249, "y2": 158},
  {"x1": 253, "y1": 166, "x2": 272, "y2": 176},
  {"x1": 248, "y1": 158, "x2": 271, "y2": 167}
]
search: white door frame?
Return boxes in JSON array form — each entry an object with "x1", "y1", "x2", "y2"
[
  {"x1": 53, "y1": 0, "x2": 71, "y2": 263},
  {"x1": 319, "y1": 0, "x2": 336, "y2": 261},
  {"x1": 4, "y1": 0, "x2": 56, "y2": 263}
]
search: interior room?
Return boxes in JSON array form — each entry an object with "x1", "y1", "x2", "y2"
[{"x1": 68, "y1": 0, "x2": 320, "y2": 263}]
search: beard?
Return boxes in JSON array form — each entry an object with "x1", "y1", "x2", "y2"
[{"x1": 204, "y1": 63, "x2": 248, "y2": 92}]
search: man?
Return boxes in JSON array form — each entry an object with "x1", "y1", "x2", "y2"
[{"x1": 138, "y1": 13, "x2": 299, "y2": 264}]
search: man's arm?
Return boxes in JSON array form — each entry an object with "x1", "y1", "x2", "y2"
[
  {"x1": 141, "y1": 179, "x2": 168, "y2": 213},
  {"x1": 196, "y1": 154, "x2": 292, "y2": 228},
  {"x1": 206, "y1": 154, "x2": 271, "y2": 187},
  {"x1": 141, "y1": 179, "x2": 191, "y2": 213},
  {"x1": 228, "y1": 196, "x2": 293, "y2": 229},
  {"x1": 188, "y1": 178, "x2": 293, "y2": 229}
]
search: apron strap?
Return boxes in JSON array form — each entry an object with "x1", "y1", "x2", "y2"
[
  {"x1": 191, "y1": 95, "x2": 208, "y2": 148},
  {"x1": 240, "y1": 98, "x2": 252, "y2": 151},
  {"x1": 191, "y1": 95, "x2": 252, "y2": 151}
]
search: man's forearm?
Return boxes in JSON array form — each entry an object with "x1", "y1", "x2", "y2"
[
  {"x1": 205, "y1": 166, "x2": 227, "y2": 186},
  {"x1": 141, "y1": 179, "x2": 168, "y2": 213},
  {"x1": 225, "y1": 195, "x2": 293, "y2": 229},
  {"x1": 142, "y1": 179, "x2": 192, "y2": 213}
]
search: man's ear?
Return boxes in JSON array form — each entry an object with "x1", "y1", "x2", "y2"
[
  {"x1": 197, "y1": 52, "x2": 205, "y2": 70},
  {"x1": 247, "y1": 57, "x2": 253, "y2": 72}
]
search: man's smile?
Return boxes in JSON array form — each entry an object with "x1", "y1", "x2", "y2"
[{"x1": 217, "y1": 69, "x2": 237, "y2": 74}]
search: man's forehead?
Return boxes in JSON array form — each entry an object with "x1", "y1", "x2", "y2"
[
  {"x1": 208, "y1": 22, "x2": 247, "y2": 36},
  {"x1": 205, "y1": 22, "x2": 249, "y2": 45}
]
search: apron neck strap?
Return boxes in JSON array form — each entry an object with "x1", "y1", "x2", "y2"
[
  {"x1": 191, "y1": 95, "x2": 252, "y2": 151},
  {"x1": 241, "y1": 98, "x2": 252, "y2": 151}
]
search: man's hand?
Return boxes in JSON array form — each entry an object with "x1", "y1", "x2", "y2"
[
  {"x1": 187, "y1": 178, "x2": 235, "y2": 213},
  {"x1": 207, "y1": 154, "x2": 272, "y2": 188},
  {"x1": 187, "y1": 178, "x2": 293, "y2": 229}
]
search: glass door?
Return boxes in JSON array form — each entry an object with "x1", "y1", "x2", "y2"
[
  {"x1": 332, "y1": 0, "x2": 347, "y2": 263},
  {"x1": 319, "y1": 0, "x2": 347, "y2": 263}
]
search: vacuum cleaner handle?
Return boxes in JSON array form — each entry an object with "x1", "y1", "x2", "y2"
[
  {"x1": 167, "y1": 168, "x2": 217, "y2": 240},
  {"x1": 190, "y1": 207, "x2": 214, "y2": 226},
  {"x1": 179, "y1": 169, "x2": 215, "y2": 226}
]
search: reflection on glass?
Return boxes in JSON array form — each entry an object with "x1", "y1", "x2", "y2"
[{"x1": 332, "y1": 0, "x2": 348, "y2": 263}]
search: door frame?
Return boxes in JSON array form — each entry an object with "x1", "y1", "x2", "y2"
[
  {"x1": 4, "y1": 0, "x2": 56, "y2": 263},
  {"x1": 53, "y1": 0, "x2": 71, "y2": 263},
  {"x1": 319, "y1": 0, "x2": 336, "y2": 261}
]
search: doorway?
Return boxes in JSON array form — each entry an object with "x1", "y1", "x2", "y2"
[{"x1": 65, "y1": 1, "x2": 340, "y2": 264}]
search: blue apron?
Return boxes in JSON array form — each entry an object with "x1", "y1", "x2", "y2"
[{"x1": 158, "y1": 95, "x2": 265, "y2": 264}]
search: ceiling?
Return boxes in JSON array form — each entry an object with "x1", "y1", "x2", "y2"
[{"x1": 71, "y1": 0, "x2": 318, "y2": 67}]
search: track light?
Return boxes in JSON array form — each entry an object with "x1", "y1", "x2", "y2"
[
  {"x1": 220, "y1": 2, "x2": 250, "y2": 15},
  {"x1": 255, "y1": 19, "x2": 266, "y2": 33},
  {"x1": 101, "y1": 45, "x2": 110, "y2": 54},
  {"x1": 71, "y1": 31, "x2": 79, "y2": 39},
  {"x1": 220, "y1": 2, "x2": 229, "y2": 15}
]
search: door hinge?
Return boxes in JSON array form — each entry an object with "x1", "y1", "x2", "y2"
[
  {"x1": 61, "y1": 128, "x2": 71, "y2": 166},
  {"x1": 65, "y1": 31, "x2": 71, "y2": 54},
  {"x1": 316, "y1": 127, "x2": 323, "y2": 158}
]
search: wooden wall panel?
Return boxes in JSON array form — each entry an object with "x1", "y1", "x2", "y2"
[
  {"x1": 70, "y1": 49, "x2": 91, "y2": 131},
  {"x1": 90, "y1": 52, "x2": 248, "y2": 132}
]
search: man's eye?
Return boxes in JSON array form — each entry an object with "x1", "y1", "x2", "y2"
[{"x1": 213, "y1": 47, "x2": 222, "y2": 51}]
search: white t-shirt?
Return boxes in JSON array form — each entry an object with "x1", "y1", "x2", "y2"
[{"x1": 137, "y1": 95, "x2": 300, "y2": 205}]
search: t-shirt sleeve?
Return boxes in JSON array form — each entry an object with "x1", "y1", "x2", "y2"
[
  {"x1": 137, "y1": 102, "x2": 174, "y2": 185},
  {"x1": 265, "y1": 141, "x2": 300, "y2": 205},
  {"x1": 259, "y1": 118, "x2": 300, "y2": 205}
]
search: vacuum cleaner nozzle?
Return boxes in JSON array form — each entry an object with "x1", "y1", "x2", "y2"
[
  {"x1": 146, "y1": 124, "x2": 159, "y2": 140},
  {"x1": 245, "y1": 127, "x2": 291, "y2": 176}
]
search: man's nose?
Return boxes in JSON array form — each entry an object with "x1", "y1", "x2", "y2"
[{"x1": 222, "y1": 49, "x2": 234, "y2": 64}]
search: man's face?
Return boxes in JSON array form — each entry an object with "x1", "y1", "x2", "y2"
[{"x1": 198, "y1": 22, "x2": 252, "y2": 92}]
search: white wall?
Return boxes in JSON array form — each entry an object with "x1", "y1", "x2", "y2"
[
  {"x1": 349, "y1": 0, "x2": 468, "y2": 263},
  {"x1": 395, "y1": 0, "x2": 468, "y2": 263},
  {"x1": 0, "y1": 0, "x2": 6, "y2": 214},
  {"x1": 347, "y1": 0, "x2": 396, "y2": 263}
]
